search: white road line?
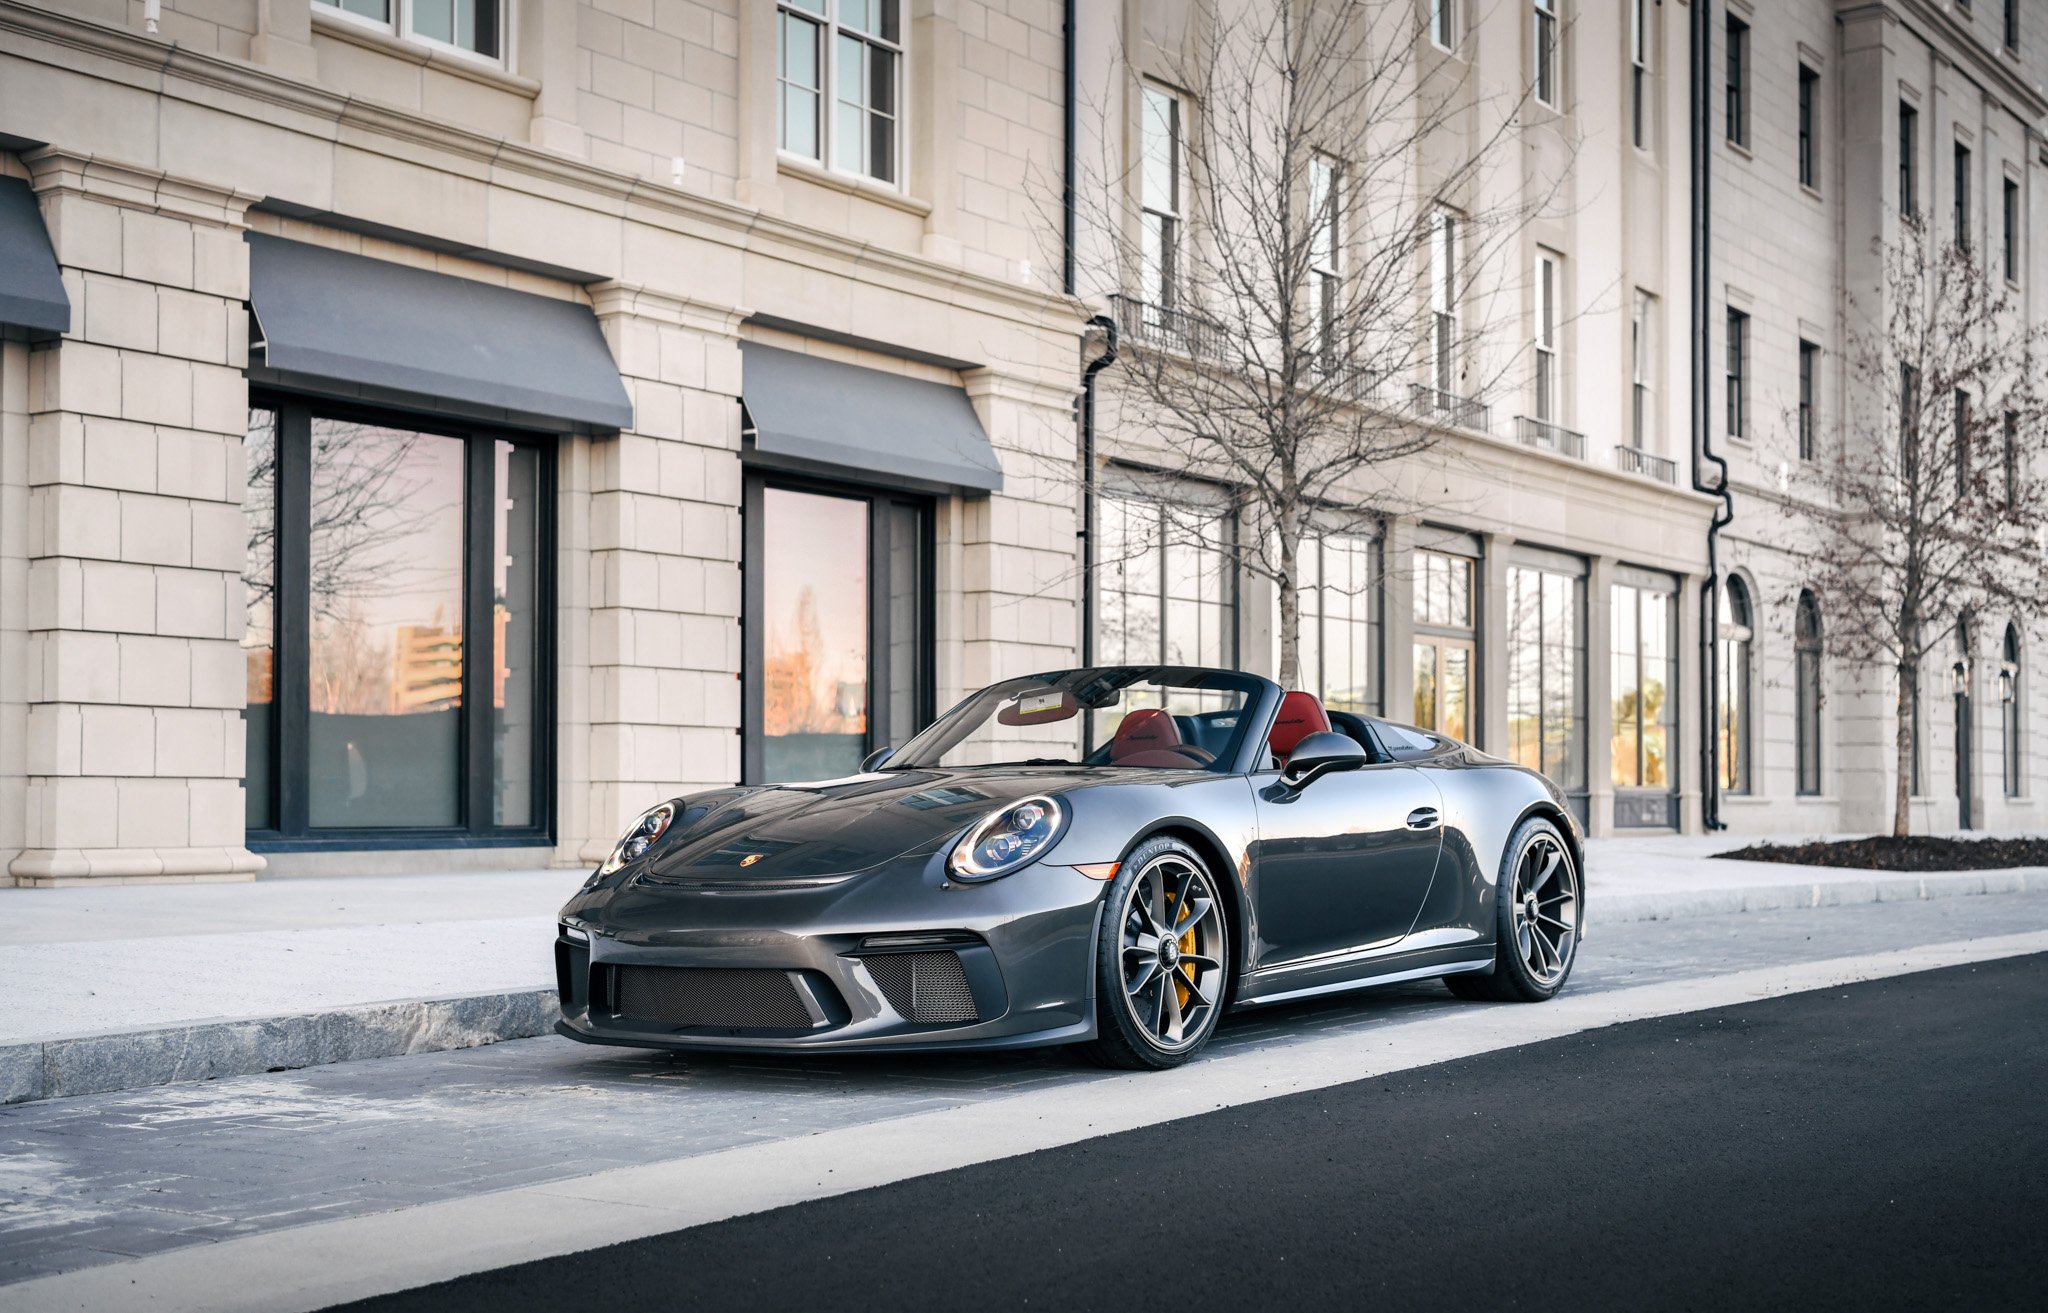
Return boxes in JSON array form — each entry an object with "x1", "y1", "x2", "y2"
[{"x1": 13, "y1": 928, "x2": 2048, "y2": 1313}]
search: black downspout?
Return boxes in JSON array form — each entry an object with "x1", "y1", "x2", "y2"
[
  {"x1": 1063, "y1": 0, "x2": 1078, "y2": 295},
  {"x1": 1080, "y1": 314, "x2": 1120, "y2": 673},
  {"x1": 1692, "y1": 0, "x2": 1734, "y2": 831}
]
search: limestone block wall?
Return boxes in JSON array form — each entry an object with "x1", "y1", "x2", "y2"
[
  {"x1": 11, "y1": 152, "x2": 260, "y2": 885},
  {"x1": 566, "y1": 287, "x2": 745, "y2": 866}
]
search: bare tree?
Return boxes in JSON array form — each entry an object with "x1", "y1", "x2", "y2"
[
  {"x1": 1790, "y1": 219, "x2": 2048, "y2": 837},
  {"x1": 1064, "y1": 0, "x2": 1576, "y2": 687}
]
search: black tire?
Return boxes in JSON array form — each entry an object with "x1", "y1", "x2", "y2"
[
  {"x1": 1079, "y1": 835, "x2": 1231, "y2": 1070},
  {"x1": 1442, "y1": 814, "x2": 1581, "y2": 1003}
]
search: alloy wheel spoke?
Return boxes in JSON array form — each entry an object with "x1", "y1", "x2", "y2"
[
  {"x1": 1126, "y1": 958, "x2": 1160, "y2": 995},
  {"x1": 1176, "y1": 965, "x2": 1214, "y2": 1009},
  {"x1": 1124, "y1": 933, "x2": 1162, "y2": 958},
  {"x1": 1181, "y1": 953, "x2": 1222, "y2": 972},
  {"x1": 1155, "y1": 972, "x2": 1178, "y2": 1039}
]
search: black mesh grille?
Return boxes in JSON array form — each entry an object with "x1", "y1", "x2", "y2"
[
  {"x1": 866, "y1": 952, "x2": 979, "y2": 1024},
  {"x1": 613, "y1": 966, "x2": 815, "y2": 1030}
]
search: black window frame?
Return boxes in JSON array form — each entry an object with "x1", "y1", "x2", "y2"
[
  {"x1": 1954, "y1": 141, "x2": 1972, "y2": 251},
  {"x1": 1798, "y1": 339, "x2": 1818, "y2": 461},
  {"x1": 2003, "y1": 176, "x2": 2021, "y2": 283},
  {"x1": 1900, "y1": 101, "x2": 1919, "y2": 217},
  {"x1": 1797, "y1": 65, "x2": 1819, "y2": 190},
  {"x1": 1955, "y1": 388, "x2": 1972, "y2": 498},
  {"x1": 1725, "y1": 16, "x2": 1749, "y2": 148},
  {"x1": 2007, "y1": 0, "x2": 2021, "y2": 52},
  {"x1": 1796, "y1": 590, "x2": 1824, "y2": 796},
  {"x1": 1725, "y1": 307, "x2": 1749, "y2": 440},
  {"x1": 739, "y1": 469, "x2": 936, "y2": 786},
  {"x1": 243, "y1": 391, "x2": 557, "y2": 851}
]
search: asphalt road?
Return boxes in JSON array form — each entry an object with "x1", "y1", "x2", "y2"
[{"x1": 329, "y1": 952, "x2": 2048, "y2": 1313}]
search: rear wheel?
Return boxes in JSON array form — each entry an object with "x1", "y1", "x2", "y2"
[
  {"x1": 1444, "y1": 816, "x2": 1580, "y2": 1003},
  {"x1": 1080, "y1": 836, "x2": 1230, "y2": 1070}
]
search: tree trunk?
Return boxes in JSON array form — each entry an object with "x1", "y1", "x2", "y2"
[
  {"x1": 1276, "y1": 527, "x2": 1300, "y2": 690},
  {"x1": 1893, "y1": 661, "x2": 1914, "y2": 839}
]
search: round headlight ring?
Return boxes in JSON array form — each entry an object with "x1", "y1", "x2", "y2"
[{"x1": 949, "y1": 796, "x2": 1065, "y2": 882}]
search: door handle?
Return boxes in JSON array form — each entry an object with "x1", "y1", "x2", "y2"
[{"x1": 1406, "y1": 807, "x2": 1441, "y2": 831}]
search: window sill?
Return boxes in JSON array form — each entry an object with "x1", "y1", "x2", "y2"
[
  {"x1": 1726, "y1": 139, "x2": 1754, "y2": 162},
  {"x1": 311, "y1": 8, "x2": 540, "y2": 99},
  {"x1": 777, "y1": 156, "x2": 934, "y2": 218},
  {"x1": 1800, "y1": 182, "x2": 1823, "y2": 203}
]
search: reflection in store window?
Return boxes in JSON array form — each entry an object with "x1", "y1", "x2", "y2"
[{"x1": 762, "y1": 487, "x2": 870, "y2": 782}]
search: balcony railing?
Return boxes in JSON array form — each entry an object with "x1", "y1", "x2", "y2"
[
  {"x1": 1514, "y1": 416, "x2": 1587, "y2": 459},
  {"x1": 1107, "y1": 293, "x2": 1226, "y2": 362},
  {"x1": 1614, "y1": 443, "x2": 1678, "y2": 484},
  {"x1": 1308, "y1": 358, "x2": 1392, "y2": 408},
  {"x1": 1410, "y1": 384, "x2": 1490, "y2": 434}
]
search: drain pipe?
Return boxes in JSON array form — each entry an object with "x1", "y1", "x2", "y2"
[
  {"x1": 1692, "y1": 0, "x2": 1734, "y2": 831},
  {"x1": 1079, "y1": 313, "x2": 1120, "y2": 674},
  {"x1": 1063, "y1": 0, "x2": 1078, "y2": 295}
]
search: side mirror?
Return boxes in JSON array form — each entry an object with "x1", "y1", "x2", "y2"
[
  {"x1": 861, "y1": 746, "x2": 896, "y2": 772},
  {"x1": 1279, "y1": 731, "x2": 1367, "y2": 793}
]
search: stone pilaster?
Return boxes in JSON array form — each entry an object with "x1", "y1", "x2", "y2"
[
  {"x1": 10, "y1": 152, "x2": 261, "y2": 885},
  {"x1": 566, "y1": 284, "x2": 746, "y2": 865}
]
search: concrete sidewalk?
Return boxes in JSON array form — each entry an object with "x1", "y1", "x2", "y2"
[{"x1": 2, "y1": 836, "x2": 2042, "y2": 1105}]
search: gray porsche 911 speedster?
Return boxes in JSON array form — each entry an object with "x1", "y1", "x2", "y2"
[{"x1": 555, "y1": 665, "x2": 1584, "y2": 1070}]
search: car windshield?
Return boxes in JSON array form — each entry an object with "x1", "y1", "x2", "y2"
[{"x1": 883, "y1": 667, "x2": 1263, "y2": 773}]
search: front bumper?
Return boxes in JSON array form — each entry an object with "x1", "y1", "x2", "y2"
[{"x1": 554, "y1": 860, "x2": 1109, "y2": 1054}]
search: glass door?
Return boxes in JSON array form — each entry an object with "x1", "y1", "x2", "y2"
[{"x1": 744, "y1": 476, "x2": 931, "y2": 784}]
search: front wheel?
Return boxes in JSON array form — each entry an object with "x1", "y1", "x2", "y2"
[
  {"x1": 1079, "y1": 836, "x2": 1230, "y2": 1070},
  {"x1": 1445, "y1": 815, "x2": 1581, "y2": 1003}
]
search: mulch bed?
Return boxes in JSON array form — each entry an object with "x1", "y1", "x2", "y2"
[{"x1": 1712, "y1": 835, "x2": 2048, "y2": 872}]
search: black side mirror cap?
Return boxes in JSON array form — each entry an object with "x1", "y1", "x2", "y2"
[
  {"x1": 861, "y1": 746, "x2": 895, "y2": 772},
  {"x1": 1277, "y1": 730, "x2": 1368, "y2": 793}
]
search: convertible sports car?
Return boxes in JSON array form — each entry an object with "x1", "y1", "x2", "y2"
[{"x1": 556, "y1": 666, "x2": 1584, "y2": 1070}]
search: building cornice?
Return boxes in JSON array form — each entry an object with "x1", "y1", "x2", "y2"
[
  {"x1": 0, "y1": 1, "x2": 1081, "y2": 337},
  {"x1": 24, "y1": 148, "x2": 260, "y2": 227},
  {"x1": 1841, "y1": 1, "x2": 2048, "y2": 120},
  {"x1": 587, "y1": 282, "x2": 751, "y2": 339}
]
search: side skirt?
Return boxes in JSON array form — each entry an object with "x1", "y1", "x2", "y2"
[{"x1": 1233, "y1": 951, "x2": 1495, "y2": 1009}]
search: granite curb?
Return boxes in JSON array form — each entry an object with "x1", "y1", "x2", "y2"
[
  {"x1": 0, "y1": 989, "x2": 559, "y2": 1106},
  {"x1": 4, "y1": 868, "x2": 2039, "y2": 1106}
]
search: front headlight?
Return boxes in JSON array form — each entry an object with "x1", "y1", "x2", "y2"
[
  {"x1": 598, "y1": 802, "x2": 677, "y2": 876},
  {"x1": 948, "y1": 796, "x2": 1065, "y2": 882}
]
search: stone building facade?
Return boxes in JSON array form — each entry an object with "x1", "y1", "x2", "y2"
[{"x1": 0, "y1": 0, "x2": 2040, "y2": 885}]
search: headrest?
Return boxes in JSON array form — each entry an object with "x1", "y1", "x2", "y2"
[
  {"x1": 1109, "y1": 707, "x2": 1181, "y2": 761},
  {"x1": 1268, "y1": 691, "x2": 1332, "y2": 761}
]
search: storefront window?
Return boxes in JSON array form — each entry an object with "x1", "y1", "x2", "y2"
[
  {"x1": 242, "y1": 400, "x2": 552, "y2": 842},
  {"x1": 1413, "y1": 548, "x2": 1475, "y2": 741},
  {"x1": 1098, "y1": 491, "x2": 1233, "y2": 670},
  {"x1": 1611, "y1": 576, "x2": 1677, "y2": 826},
  {"x1": 1279, "y1": 528, "x2": 1379, "y2": 712},
  {"x1": 746, "y1": 477, "x2": 930, "y2": 784},
  {"x1": 1507, "y1": 561, "x2": 1585, "y2": 797}
]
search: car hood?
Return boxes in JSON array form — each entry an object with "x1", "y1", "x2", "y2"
[{"x1": 628, "y1": 766, "x2": 1140, "y2": 885}]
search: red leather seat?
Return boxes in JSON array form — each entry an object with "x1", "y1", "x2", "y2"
[
  {"x1": 1268, "y1": 691, "x2": 1331, "y2": 764},
  {"x1": 1109, "y1": 707, "x2": 1193, "y2": 768}
]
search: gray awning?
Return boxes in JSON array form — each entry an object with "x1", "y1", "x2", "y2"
[
  {"x1": 0, "y1": 177, "x2": 70, "y2": 339},
  {"x1": 246, "y1": 233, "x2": 633, "y2": 432},
  {"x1": 740, "y1": 341, "x2": 1003, "y2": 495}
]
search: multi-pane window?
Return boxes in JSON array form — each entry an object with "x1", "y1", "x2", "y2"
[
  {"x1": 1900, "y1": 363, "x2": 1921, "y2": 483},
  {"x1": 1097, "y1": 489, "x2": 1233, "y2": 671},
  {"x1": 1611, "y1": 580, "x2": 1676, "y2": 804},
  {"x1": 1413, "y1": 550, "x2": 1476, "y2": 743},
  {"x1": 2004, "y1": 177, "x2": 2021, "y2": 283},
  {"x1": 1280, "y1": 528, "x2": 1380, "y2": 713},
  {"x1": 1310, "y1": 153, "x2": 1343, "y2": 367},
  {"x1": 1630, "y1": 0, "x2": 1650, "y2": 148},
  {"x1": 1534, "y1": 251, "x2": 1560, "y2": 423},
  {"x1": 1534, "y1": 0, "x2": 1560, "y2": 108},
  {"x1": 1796, "y1": 591, "x2": 1824, "y2": 796},
  {"x1": 1725, "y1": 16, "x2": 1749, "y2": 148},
  {"x1": 1507, "y1": 562, "x2": 1585, "y2": 796},
  {"x1": 1954, "y1": 142, "x2": 1972, "y2": 250},
  {"x1": 2003, "y1": 623, "x2": 2024, "y2": 798},
  {"x1": 1955, "y1": 388, "x2": 1972, "y2": 498},
  {"x1": 2007, "y1": 0, "x2": 2022, "y2": 52},
  {"x1": 777, "y1": 1, "x2": 903, "y2": 186},
  {"x1": 242, "y1": 402, "x2": 549, "y2": 839},
  {"x1": 1141, "y1": 84, "x2": 1186, "y2": 315},
  {"x1": 1430, "y1": 0, "x2": 1456, "y2": 49},
  {"x1": 1716, "y1": 576, "x2": 1753, "y2": 795},
  {"x1": 318, "y1": 1, "x2": 500, "y2": 59},
  {"x1": 1900, "y1": 102, "x2": 1919, "y2": 217},
  {"x1": 1431, "y1": 209, "x2": 1460, "y2": 393},
  {"x1": 1725, "y1": 308, "x2": 1749, "y2": 440},
  {"x1": 2005, "y1": 410, "x2": 2020, "y2": 511},
  {"x1": 1798, "y1": 340, "x2": 1818, "y2": 461},
  {"x1": 1798, "y1": 66, "x2": 1819, "y2": 189},
  {"x1": 1632, "y1": 290, "x2": 1655, "y2": 450}
]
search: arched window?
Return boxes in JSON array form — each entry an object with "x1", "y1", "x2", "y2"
[
  {"x1": 2003, "y1": 623, "x2": 2024, "y2": 798},
  {"x1": 1716, "y1": 576, "x2": 1753, "y2": 794},
  {"x1": 1796, "y1": 591, "x2": 1823, "y2": 795}
]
